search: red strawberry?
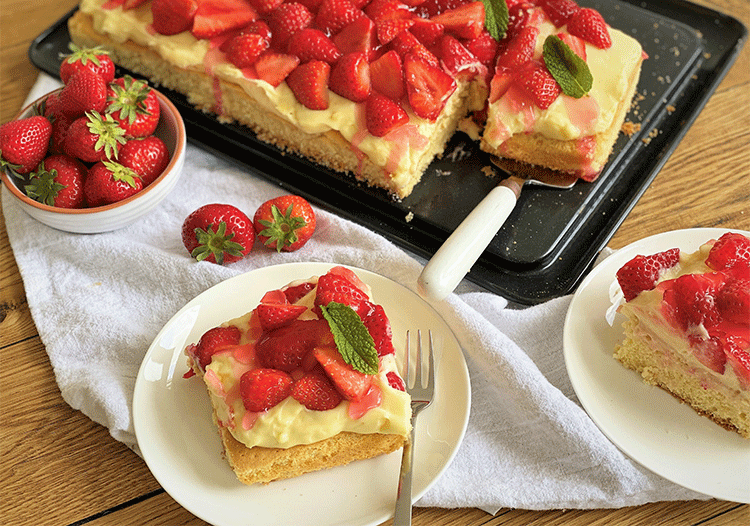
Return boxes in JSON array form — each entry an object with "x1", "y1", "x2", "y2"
[
  {"x1": 386, "y1": 371, "x2": 406, "y2": 391},
  {"x1": 566, "y1": 8, "x2": 611, "y2": 49},
  {"x1": 24, "y1": 154, "x2": 87, "y2": 209},
  {"x1": 0, "y1": 116, "x2": 52, "y2": 174},
  {"x1": 329, "y1": 52, "x2": 371, "y2": 102},
  {"x1": 375, "y1": 18, "x2": 415, "y2": 45},
  {"x1": 688, "y1": 335, "x2": 726, "y2": 374},
  {"x1": 663, "y1": 272, "x2": 725, "y2": 331},
  {"x1": 287, "y1": 60, "x2": 330, "y2": 110},
  {"x1": 191, "y1": 0, "x2": 259, "y2": 40},
  {"x1": 404, "y1": 52, "x2": 457, "y2": 121},
  {"x1": 60, "y1": 44, "x2": 115, "y2": 85},
  {"x1": 106, "y1": 76, "x2": 161, "y2": 138},
  {"x1": 248, "y1": 0, "x2": 283, "y2": 14},
  {"x1": 225, "y1": 32, "x2": 270, "y2": 68},
  {"x1": 59, "y1": 69, "x2": 108, "y2": 118},
  {"x1": 315, "y1": 0, "x2": 364, "y2": 35},
  {"x1": 415, "y1": 0, "x2": 470, "y2": 17},
  {"x1": 123, "y1": 0, "x2": 150, "y2": 8},
  {"x1": 268, "y1": 2, "x2": 313, "y2": 50},
  {"x1": 313, "y1": 345, "x2": 373, "y2": 401},
  {"x1": 716, "y1": 277, "x2": 750, "y2": 327},
  {"x1": 63, "y1": 112, "x2": 127, "y2": 163},
  {"x1": 193, "y1": 325, "x2": 242, "y2": 369},
  {"x1": 430, "y1": 1, "x2": 485, "y2": 40},
  {"x1": 118, "y1": 136, "x2": 170, "y2": 187},
  {"x1": 514, "y1": 60, "x2": 561, "y2": 109},
  {"x1": 557, "y1": 32, "x2": 587, "y2": 61},
  {"x1": 253, "y1": 194, "x2": 317, "y2": 251},
  {"x1": 284, "y1": 282, "x2": 316, "y2": 303},
  {"x1": 253, "y1": 51, "x2": 300, "y2": 87},
  {"x1": 84, "y1": 160, "x2": 144, "y2": 206},
  {"x1": 182, "y1": 203, "x2": 255, "y2": 264},
  {"x1": 362, "y1": 303, "x2": 396, "y2": 356},
  {"x1": 314, "y1": 271, "x2": 370, "y2": 314},
  {"x1": 256, "y1": 319, "x2": 332, "y2": 371},
  {"x1": 435, "y1": 34, "x2": 483, "y2": 78},
  {"x1": 364, "y1": 0, "x2": 412, "y2": 22},
  {"x1": 241, "y1": 20, "x2": 273, "y2": 41},
  {"x1": 365, "y1": 93, "x2": 408, "y2": 137},
  {"x1": 256, "y1": 303, "x2": 308, "y2": 331},
  {"x1": 495, "y1": 25, "x2": 538, "y2": 71},
  {"x1": 239, "y1": 368, "x2": 294, "y2": 412},
  {"x1": 151, "y1": 0, "x2": 198, "y2": 36},
  {"x1": 724, "y1": 337, "x2": 750, "y2": 389},
  {"x1": 286, "y1": 28, "x2": 342, "y2": 64},
  {"x1": 616, "y1": 247, "x2": 681, "y2": 302},
  {"x1": 538, "y1": 0, "x2": 580, "y2": 27},
  {"x1": 706, "y1": 233, "x2": 750, "y2": 272},
  {"x1": 369, "y1": 50, "x2": 406, "y2": 101},
  {"x1": 410, "y1": 18, "x2": 445, "y2": 47},
  {"x1": 333, "y1": 17, "x2": 377, "y2": 59},
  {"x1": 464, "y1": 30, "x2": 499, "y2": 69},
  {"x1": 292, "y1": 372, "x2": 343, "y2": 410},
  {"x1": 505, "y1": 1, "x2": 535, "y2": 40}
]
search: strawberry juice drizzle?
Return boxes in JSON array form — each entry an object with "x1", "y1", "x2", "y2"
[
  {"x1": 563, "y1": 95, "x2": 600, "y2": 135},
  {"x1": 348, "y1": 384, "x2": 383, "y2": 420}
]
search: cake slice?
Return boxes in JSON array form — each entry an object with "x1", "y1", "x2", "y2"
[
  {"x1": 184, "y1": 266, "x2": 412, "y2": 484},
  {"x1": 612, "y1": 232, "x2": 750, "y2": 438}
]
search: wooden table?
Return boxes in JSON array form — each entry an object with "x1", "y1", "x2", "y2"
[{"x1": 1, "y1": 0, "x2": 748, "y2": 524}]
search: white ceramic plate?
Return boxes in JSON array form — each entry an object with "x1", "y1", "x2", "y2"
[
  {"x1": 564, "y1": 228, "x2": 750, "y2": 503},
  {"x1": 133, "y1": 262, "x2": 471, "y2": 526}
]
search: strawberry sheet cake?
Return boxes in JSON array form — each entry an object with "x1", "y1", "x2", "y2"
[
  {"x1": 183, "y1": 266, "x2": 412, "y2": 484},
  {"x1": 613, "y1": 232, "x2": 750, "y2": 438},
  {"x1": 68, "y1": 0, "x2": 643, "y2": 198}
]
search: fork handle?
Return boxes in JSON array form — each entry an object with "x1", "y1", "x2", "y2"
[{"x1": 393, "y1": 423, "x2": 417, "y2": 525}]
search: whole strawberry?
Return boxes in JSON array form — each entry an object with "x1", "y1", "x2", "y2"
[
  {"x1": 253, "y1": 194, "x2": 316, "y2": 252},
  {"x1": 84, "y1": 160, "x2": 144, "y2": 207},
  {"x1": 25, "y1": 154, "x2": 87, "y2": 208},
  {"x1": 63, "y1": 111, "x2": 127, "y2": 163},
  {"x1": 60, "y1": 44, "x2": 116, "y2": 84},
  {"x1": 105, "y1": 76, "x2": 161, "y2": 138},
  {"x1": 118, "y1": 136, "x2": 170, "y2": 186},
  {"x1": 0, "y1": 115, "x2": 52, "y2": 174},
  {"x1": 59, "y1": 69, "x2": 109, "y2": 118},
  {"x1": 182, "y1": 203, "x2": 255, "y2": 264}
]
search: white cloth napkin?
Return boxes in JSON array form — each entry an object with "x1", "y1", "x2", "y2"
[{"x1": 3, "y1": 73, "x2": 705, "y2": 513}]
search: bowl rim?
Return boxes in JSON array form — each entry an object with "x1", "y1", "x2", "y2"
[{"x1": 1, "y1": 87, "x2": 186, "y2": 215}]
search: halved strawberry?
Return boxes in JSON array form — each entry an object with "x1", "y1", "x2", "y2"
[
  {"x1": 314, "y1": 0, "x2": 364, "y2": 35},
  {"x1": 375, "y1": 18, "x2": 415, "y2": 45},
  {"x1": 313, "y1": 345, "x2": 373, "y2": 402},
  {"x1": 514, "y1": 60, "x2": 561, "y2": 109},
  {"x1": 256, "y1": 302, "x2": 308, "y2": 331},
  {"x1": 364, "y1": 0, "x2": 412, "y2": 22},
  {"x1": 386, "y1": 371, "x2": 406, "y2": 391},
  {"x1": 286, "y1": 60, "x2": 331, "y2": 110},
  {"x1": 435, "y1": 34, "x2": 483, "y2": 78},
  {"x1": 225, "y1": 32, "x2": 269, "y2": 68},
  {"x1": 410, "y1": 18, "x2": 444, "y2": 47},
  {"x1": 191, "y1": 0, "x2": 258, "y2": 40},
  {"x1": 616, "y1": 247, "x2": 681, "y2": 302},
  {"x1": 286, "y1": 28, "x2": 342, "y2": 64},
  {"x1": 268, "y1": 2, "x2": 313, "y2": 50},
  {"x1": 329, "y1": 52, "x2": 371, "y2": 102},
  {"x1": 663, "y1": 272, "x2": 725, "y2": 331},
  {"x1": 566, "y1": 7, "x2": 611, "y2": 49},
  {"x1": 495, "y1": 25, "x2": 539, "y2": 71},
  {"x1": 557, "y1": 31, "x2": 587, "y2": 61},
  {"x1": 430, "y1": 1, "x2": 485, "y2": 40},
  {"x1": 333, "y1": 16, "x2": 377, "y2": 59},
  {"x1": 362, "y1": 303, "x2": 396, "y2": 356},
  {"x1": 239, "y1": 368, "x2": 294, "y2": 412},
  {"x1": 315, "y1": 271, "x2": 370, "y2": 314},
  {"x1": 256, "y1": 318, "x2": 332, "y2": 371},
  {"x1": 404, "y1": 52, "x2": 457, "y2": 121},
  {"x1": 151, "y1": 0, "x2": 198, "y2": 36},
  {"x1": 253, "y1": 51, "x2": 300, "y2": 86},
  {"x1": 724, "y1": 337, "x2": 750, "y2": 389},
  {"x1": 369, "y1": 50, "x2": 406, "y2": 101},
  {"x1": 284, "y1": 282, "x2": 316, "y2": 303},
  {"x1": 292, "y1": 372, "x2": 344, "y2": 410},
  {"x1": 193, "y1": 325, "x2": 242, "y2": 370},
  {"x1": 247, "y1": 0, "x2": 283, "y2": 14},
  {"x1": 688, "y1": 335, "x2": 726, "y2": 374},
  {"x1": 464, "y1": 30, "x2": 499, "y2": 69},
  {"x1": 716, "y1": 277, "x2": 750, "y2": 327},
  {"x1": 706, "y1": 233, "x2": 750, "y2": 273},
  {"x1": 538, "y1": 0, "x2": 580, "y2": 27}
]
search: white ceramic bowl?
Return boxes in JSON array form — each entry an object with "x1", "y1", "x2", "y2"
[{"x1": 1, "y1": 87, "x2": 186, "y2": 234}]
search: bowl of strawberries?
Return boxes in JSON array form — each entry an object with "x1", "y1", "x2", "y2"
[{"x1": 0, "y1": 45, "x2": 186, "y2": 234}]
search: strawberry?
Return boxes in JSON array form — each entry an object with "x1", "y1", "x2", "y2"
[
  {"x1": 241, "y1": 19, "x2": 273, "y2": 41},
  {"x1": 193, "y1": 325, "x2": 242, "y2": 369},
  {"x1": 375, "y1": 18, "x2": 415, "y2": 45},
  {"x1": 314, "y1": 271, "x2": 370, "y2": 314},
  {"x1": 616, "y1": 247, "x2": 680, "y2": 302},
  {"x1": 724, "y1": 337, "x2": 750, "y2": 389},
  {"x1": 256, "y1": 319, "x2": 332, "y2": 371},
  {"x1": 182, "y1": 203, "x2": 255, "y2": 264},
  {"x1": 716, "y1": 277, "x2": 750, "y2": 327},
  {"x1": 63, "y1": 112, "x2": 127, "y2": 163},
  {"x1": 313, "y1": 345, "x2": 373, "y2": 401},
  {"x1": 291, "y1": 372, "x2": 343, "y2": 410},
  {"x1": 59, "y1": 69, "x2": 108, "y2": 118},
  {"x1": 287, "y1": 59, "x2": 330, "y2": 110},
  {"x1": 225, "y1": 32, "x2": 270, "y2": 68},
  {"x1": 123, "y1": 0, "x2": 150, "y2": 8},
  {"x1": 314, "y1": 0, "x2": 365, "y2": 35},
  {"x1": 435, "y1": 34, "x2": 483, "y2": 78},
  {"x1": 151, "y1": 0, "x2": 198, "y2": 36},
  {"x1": 59, "y1": 44, "x2": 115, "y2": 85},
  {"x1": 430, "y1": 1, "x2": 485, "y2": 40},
  {"x1": 362, "y1": 303, "x2": 396, "y2": 355},
  {"x1": 239, "y1": 368, "x2": 294, "y2": 412},
  {"x1": 464, "y1": 30, "x2": 499, "y2": 69},
  {"x1": 329, "y1": 52, "x2": 371, "y2": 102},
  {"x1": 566, "y1": 8, "x2": 611, "y2": 49},
  {"x1": 410, "y1": 18, "x2": 445, "y2": 47},
  {"x1": 268, "y1": 2, "x2": 313, "y2": 50},
  {"x1": 495, "y1": 25, "x2": 538, "y2": 71},
  {"x1": 0, "y1": 116, "x2": 52, "y2": 174},
  {"x1": 706, "y1": 233, "x2": 750, "y2": 273},
  {"x1": 191, "y1": 0, "x2": 259, "y2": 40},
  {"x1": 253, "y1": 51, "x2": 300, "y2": 86},
  {"x1": 105, "y1": 76, "x2": 161, "y2": 138},
  {"x1": 514, "y1": 60, "x2": 561, "y2": 109},
  {"x1": 404, "y1": 52, "x2": 457, "y2": 121},
  {"x1": 84, "y1": 160, "x2": 144, "y2": 206},
  {"x1": 284, "y1": 282, "x2": 316, "y2": 303},
  {"x1": 415, "y1": 0, "x2": 470, "y2": 17},
  {"x1": 24, "y1": 154, "x2": 87, "y2": 209},
  {"x1": 256, "y1": 302, "x2": 308, "y2": 331},
  {"x1": 364, "y1": 0, "x2": 412, "y2": 22},
  {"x1": 663, "y1": 272, "x2": 725, "y2": 331},
  {"x1": 369, "y1": 50, "x2": 406, "y2": 101},
  {"x1": 386, "y1": 371, "x2": 406, "y2": 391},
  {"x1": 117, "y1": 136, "x2": 171, "y2": 187},
  {"x1": 506, "y1": 1, "x2": 535, "y2": 40},
  {"x1": 365, "y1": 93, "x2": 408, "y2": 137},
  {"x1": 248, "y1": 0, "x2": 283, "y2": 14},
  {"x1": 286, "y1": 28, "x2": 342, "y2": 64},
  {"x1": 538, "y1": 0, "x2": 580, "y2": 28},
  {"x1": 557, "y1": 31, "x2": 587, "y2": 61},
  {"x1": 688, "y1": 335, "x2": 726, "y2": 374},
  {"x1": 47, "y1": 111, "x2": 73, "y2": 155},
  {"x1": 333, "y1": 17, "x2": 377, "y2": 59},
  {"x1": 253, "y1": 194, "x2": 317, "y2": 251}
]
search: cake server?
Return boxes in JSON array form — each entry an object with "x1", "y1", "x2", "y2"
[{"x1": 417, "y1": 158, "x2": 579, "y2": 302}]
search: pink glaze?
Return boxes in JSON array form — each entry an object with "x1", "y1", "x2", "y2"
[
  {"x1": 348, "y1": 384, "x2": 382, "y2": 419},
  {"x1": 204, "y1": 369, "x2": 226, "y2": 398},
  {"x1": 564, "y1": 95, "x2": 599, "y2": 135},
  {"x1": 383, "y1": 124, "x2": 429, "y2": 175},
  {"x1": 231, "y1": 343, "x2": 257, "y2": 367},
  {"x1": 242, "y1": 410, "x2": 260, "y2": 430},
  {"x1": 350, "y1": 105, "x2": 369, "y2": 174},
  {"x1": 573, "y1": 136, "x2": 597, "y2": 180}
]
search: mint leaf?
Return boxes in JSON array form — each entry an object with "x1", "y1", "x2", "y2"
[
  {"x1": 320, "y1": 302, "x2": 379, "y2": 375},
  {"x1": 542, "y1": 35, "x2": 593, "y2": 99},
  {"x1": 481, "y1": 0, "x2": 508, "y2": 41}
]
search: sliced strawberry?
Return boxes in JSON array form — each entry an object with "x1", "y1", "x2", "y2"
[
  {"x1": 514, "y1": 60, "x2": 561, "y2": 109},
  {"x1": 327, "y1": 266, "x2": 369, "y2": 291},
  {"x1": 538, "y1": 0, "x2": 580, "y2": 27},
  {"x1": 404, "y1": 52, "x2": 457, "y2": 121},
  {"x1": 663, "y1": 272, "x2": 725, "y2": 331},
  {"x1": 716, "y1": 277, "x2": 750, "y2": 327},
  {"x1": 314, "y1": 0, "x2": 364, "y2": 35},
  {"x1": 151, "y1": 0, "x2": 198, "y2": 36},
  {"x1": 314, "y1": 271, "x2": 370, "y2": 314},
  {"x1": 284, "y1": 282, "x2": 316, "y2": 303},
  {"x1": 566, "y1": 7, "x2": 611, "y2": 49},
  {"x1": 287, "y1": 60, "x2": 331, "y2": 110},
  {"x1": 435, "y1": 34, "x2": 483, "y2": 78},
  {"x1": 706, "y1": 233, "x2": 750, "y2": 273},
  {"x1": 430, "y1": 1, "x2": 485, "y2": 39},
  {"x1": 194, "y1": 325, "x2": 242, "y2": 370},
  {"x1": 369, "y1": 50, "x2": 406, "y2": 101},
  {"x1": 688, "y1": 335, "x2": 726, "y2": 374},
  {"x1": 616, "y1": 247, "x2": 681, "y2": 302},
  {"x1": 410, "y1": 18, "x2": 444, "y2": 47},
  {"x1": 247, "y1": 0, "x2": 283, "y2": 14},
  {"x1": 292, "y1": 372, "x2": 344, "y2": 410},
  {"x1": 375, "y1": 18, "x2": 415, "y2": 45},
  {"x1": 313, "y1": 345, "x2": 373, "y2": 402},
  {"x1": 386, "y1": 371, "x2": 406, "y2": 391},
  {"x1": 256, "y1": 303, "x2": 308, "y2": 331},
  {"x1": 225, "y1": 32, "x2": 269, "y2": 68},
  {"x1": 724, "y1": 337, "x2": 750, "y2": 389},
  {"x1": 253, "y1": 51, "x2": 300, "y2": 86},
  {"x1": 191, "y1": 0, "x2": 258, "y2": 40},
  {"x1": 557, "y1": 31, "x2": 587, "y2": 61},
  {"x1": 239, "y1": 368, "x2": 294, "y2": 412},
  {"x1": 464, "y1": 30, "x2": 499, "y2": 69},
  {"x1": 390, "y1": 29, "x2": 422, "y2": 56},
  {"x1": 506, "y1": 1, "x2": 535, "y2": 39},
  {"x1": 256, "y1": 319, "x2": 332, "y2": 371},
  {"x1": 333, "y1": 16, "x2": 377, "y2": 59},
  {"x1": 495, "y1": 25, "x2": 538, "y2": 71},
  {"x1": 415, "y1": 0, "x2": 470, "y2": 18},
  {"x1": 329, "y1": 52, "x2": 371, "y2": 102},
  {"x1": 268, "y1": 2, "x2": 313, "y2": 50},
  {"x1": 362, "y1": 303, "x2": 396, "y2": 356},
  {"x1": 489, "y1": 69, "x2": 514, "y2": 102},
  {"x1": 364, "y1": 0, "x2": 412, "y2": 22},
  {"x1": 287, "y1": 28, "x2": 342, "y2": 64}
]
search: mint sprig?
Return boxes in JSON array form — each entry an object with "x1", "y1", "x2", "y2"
[
  {"x1": 543, "y1": 35, "x2": 593, "y2": 99},
  {"x1": 320, "y1": 302, "x2": 379, "y2": 375},
  {"x1": 481, "y1": 0, "x2": 508, "y2": 41}
]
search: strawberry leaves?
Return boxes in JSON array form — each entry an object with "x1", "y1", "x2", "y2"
[
  {"x1": 320, "y1": 301, "x2": 378, "y2": 375},
  {"x1": 543, "y1": 35, "x2": 592, "y2": 99}
]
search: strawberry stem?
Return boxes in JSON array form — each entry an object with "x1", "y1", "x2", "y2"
[
  {"x1": 258, "y1": 204, "x2": 307, "y2": 252},
  {"x1": 191, "y1": 221, "x2": 246, "y2": 265}
]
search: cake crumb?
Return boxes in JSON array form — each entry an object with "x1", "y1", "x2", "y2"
[
  {"x1": 405, "y1": 211, "x2": 414, "y2": 223},
  {"x1": 481, "y1": 165, "x2": 495, "y2": 178},
  {"x1": 435, "y1": 169, "x2": 452, "y2": 177},
  {"x1": 666, "y1": 105, "x2": 676, "y2": 113},
  {"x1": 621, "y1": 121, "x2": 641, "y2": 136}
]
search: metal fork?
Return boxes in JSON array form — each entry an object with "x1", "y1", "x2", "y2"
[{"x1": 393, "y1": 329, "x2": 435, "y2": 526}]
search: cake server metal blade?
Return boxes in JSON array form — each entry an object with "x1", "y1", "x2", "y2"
[{"x1": 416, "y1": 157, "x2": 578, "y2": 302}]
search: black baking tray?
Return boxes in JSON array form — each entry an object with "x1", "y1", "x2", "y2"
[{"x1": 29, "y1": 0, "x2": 746, "y2": 304}]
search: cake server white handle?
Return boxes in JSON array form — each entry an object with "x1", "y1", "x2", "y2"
[{"x1": 417, "y1": 178, "x2": 522, "y2": 302}]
